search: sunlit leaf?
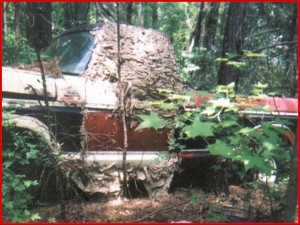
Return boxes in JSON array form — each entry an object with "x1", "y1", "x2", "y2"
[
  {"x1": 209, "y1": 140, "x2": 235, "y2": 157},
  {"x1": 243, "y1": 50, "x2": 266, "y2": 58},
  {"x1": 226, "y1": 61, "x2": 247, "y2": 69},
  {"x1": 182, "y1": 117, "x2": 214, "y2": 138},
  {"x1": 136, "y1": 112, "x2": 167, "y2": 131}
]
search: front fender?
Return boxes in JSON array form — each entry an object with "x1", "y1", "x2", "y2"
[{"x1": 3, "y1": 114, "x2": 57, "y2": 151}]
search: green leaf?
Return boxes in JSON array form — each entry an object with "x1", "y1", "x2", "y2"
[
  {"x1": 26, "y1": 149, "x2": 38, "y2": 160},
  {"x1": 233, "y1": 147, "x2": 273, "y2": 175},
  {"x1": 31, "y1": 213, "x2": 41, "y2": 221},
  {"x1": 209, "y1": 98, "x2": 235, "y2": 109},
  {"x1": 167, "y1": 94, "x2": 191, "y2": 101},
  {"x1": 160, "y1": 102, "x2": 177, "y2": 110},
  {"x1": 3, "y1": 161, "x2": 13, "y2": 168},
  {"x1": 226, "y1": 61, "x2": 247, "y2": 69},
  {"x1": 136, "y1": 112, "x2": 167, "y2": 131},
  {"x1": 254, "y1": 82, "x2": 268, "y2": 89},
  {"x1": 182, "y1": 117, "x2": 214, "y2": 138},
  {"x1": 23, "y1": 180, "x2": 38, "y2": 188},
  {"x1": 201, "y1": 107, "x2": 216, "y2": 116},
  {"x1": 156, "y1": 88, "x2": 174, "y2": 94},
  {"x1": 216, "y1": 57, "x2": 229, "y2": 62},
  {"x1": 229, "y1": 135, "x2": 241, "y2": 145},
  {"x1": 243, "y1": 50, "x2": 266, "y2": 58},
  {"x1": 209, "y1": 140, "x2": 235, "y2": 158}
]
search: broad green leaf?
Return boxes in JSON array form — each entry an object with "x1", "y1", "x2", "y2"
[
  {"x1": 209, "y1": 140, "x2": 235, "y2": 158},
  {"x1": 26, "y1": 149, "x2": 38, "y2": 160},
  {"x1": 182, "y1": 117, "x2": 214, "y2": 138},
  {"x1": 229, "y1": 135, "x2": 240, "y2": 145},
  {"x1": 3, "y1": 161, "x2": 13, "y2": 168},
  {"x1": 136, "y1": 112, "x2": 167, "y2": 131},
  {"x1": 23, "y1": 180, "x2": 38, "y2": 188},
  {"x1": 233, "y1": 147, "x2": 273, "y2": 175}
]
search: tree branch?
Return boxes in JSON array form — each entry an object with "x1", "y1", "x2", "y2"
[
  {"x1": 134, "y1": 200, "x2": 190, "y2": 222},
  {"x1": 253, "y1": 41, "x2": 298, "y2": 52},
  {"x1": 245, "y1": 28, "x2": 280, "y2": 41}
]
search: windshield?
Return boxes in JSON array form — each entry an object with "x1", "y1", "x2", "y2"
[{"x1": 44, "y1": 32, "x2": 95, "y2": 75}]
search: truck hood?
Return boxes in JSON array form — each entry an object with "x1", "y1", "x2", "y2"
[
  {"x1": 2, "y1": 66, "x2": 118, "y2": 110},
  {"x1": 2, "y1": 66, "x2": 57, "y2": 99}
]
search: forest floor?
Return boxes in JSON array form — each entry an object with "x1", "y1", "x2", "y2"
[{"x1": 31, "y1": 184, "x2": 295, "y2": 223}]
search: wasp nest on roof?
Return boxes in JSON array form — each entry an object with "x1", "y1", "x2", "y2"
[{"x1": 82, "y1": 22, "x2": 182, "y2": 115}]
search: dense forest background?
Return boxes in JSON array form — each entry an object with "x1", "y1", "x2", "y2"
[{"x1": 2, "y1": 2, "x2": 298, "y2": 96}]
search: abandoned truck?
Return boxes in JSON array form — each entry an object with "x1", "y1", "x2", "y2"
[{"x1": 2, "y1": 22, "x2": 298, "y2": 198}]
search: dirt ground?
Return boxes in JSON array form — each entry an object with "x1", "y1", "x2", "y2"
[{"x1": 30, "y1": 184, "x2": 296, "y2": 223}]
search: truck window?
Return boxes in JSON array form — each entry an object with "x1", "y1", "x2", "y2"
[{"x1": 44, "y1": 32, "x2": 95, "y2": 75}]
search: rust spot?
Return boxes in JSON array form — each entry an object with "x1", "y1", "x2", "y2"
[{"x1": 83, "y1": 112, "x2": 169, "y2": 151}]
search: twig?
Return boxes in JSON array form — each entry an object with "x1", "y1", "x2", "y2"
[{"x1": 134, "y1": 200, "x2": 190, "y2": 222}]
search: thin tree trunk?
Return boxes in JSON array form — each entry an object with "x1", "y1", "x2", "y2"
[
  {"x1": 203, "y1": 3, "x2": 220, "y2": 50},
  {"x1": 126, "y1": 3, "x2": 133, "y2": 24},
  {"x1": 74, "y1": 3, "x2": 79, "y2": 25},
  {"x1": 137, "y1": 3, "x2": 143, "y2": 26},
  {"x1": 26, "y1": 3, "x2": 52, "y2": 50},
  {"x1": 14, "y1": 3, "x2": 20, "y2": 40},
  {"x1": 2, "y1": 2, "x2": 7, "y2": 43},
  {"x1": 64, "y1": 3, "x2": 73, "y2": 29},
  {"x1": 151, "y1": 3, "x2": 158, "y2": 29},
  {"x1": 217, "y1": 3, "x2": 248, "y2": 91},
  {"x1": 284, "y1": 6, "x2": 297, "y2": 97},
  {"x1": 117, "y1": 3, "x2": 128, "y2": 197},
  {"x1": 282, "y1": 128, "x2": 298, "y2": 222},
  {"x1": 189, "y1": 2, "x2": 207, "y2": 51}
]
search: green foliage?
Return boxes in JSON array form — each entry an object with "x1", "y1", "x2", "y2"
[
  {"x1": 136, "y1": 112, "x2": 168, "y2": 131},
  {"x1": 3, "y1": 33, "x2": 36, "y2": 66},
  {"x1": 136, "y1": 83, "x2": 292, "y2": 181},
  {"x1": 179, "y1": 47, "x2": 219, "y2": 90},
  {"x1": 182, "y1": 117, "x2": 214, "y2": 138},
  {"x1": 2, "y1": 111, "x2": 59, "y2": 222}
]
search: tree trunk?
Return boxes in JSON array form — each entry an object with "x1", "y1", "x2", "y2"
[
  {"x1": 137, "y1": 3, "x2": 144, "y2": 26},
  {"x1": 126, "y1": 3, "x2": 133, "y2": 24},
  {"x1": 14, "y1": 3, "x2": 21, "y2": 40},
  {"x1": 26, "y1": 3, "x2": 52, "y2": 51},
  {"x1": 151, "y1": 3, "x2": 158, "y2": 29},
  {"x1": 217, "y1": 3, "x2": 248, "y2": 91},
  {"x1": 189, "y1": 2, "x2": 208, "y2": 51},
  {"x1": 2, "y1": 2, "x2": 7, "y2": 43},
  {"x1": 282, "y1": 128, "x2": 298, "y2": 222},
  {"x1": 284, "y1": 6, "x2": 297, "y2": 97},
  {"x1": 203, "y1": 3, "x2": 220, "y2": 50},
  {"x1": 63, "y1": 3, "x2": 72, "y2": 29}
]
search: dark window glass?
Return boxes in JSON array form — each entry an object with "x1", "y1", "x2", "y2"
[{"x1": 44, "y1": 32, "x2": 95, "y2": 75}]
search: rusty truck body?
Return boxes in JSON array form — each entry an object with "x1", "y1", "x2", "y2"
[{"x1": 2, "y1": 23, "x2": 298, "y2": 197}]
